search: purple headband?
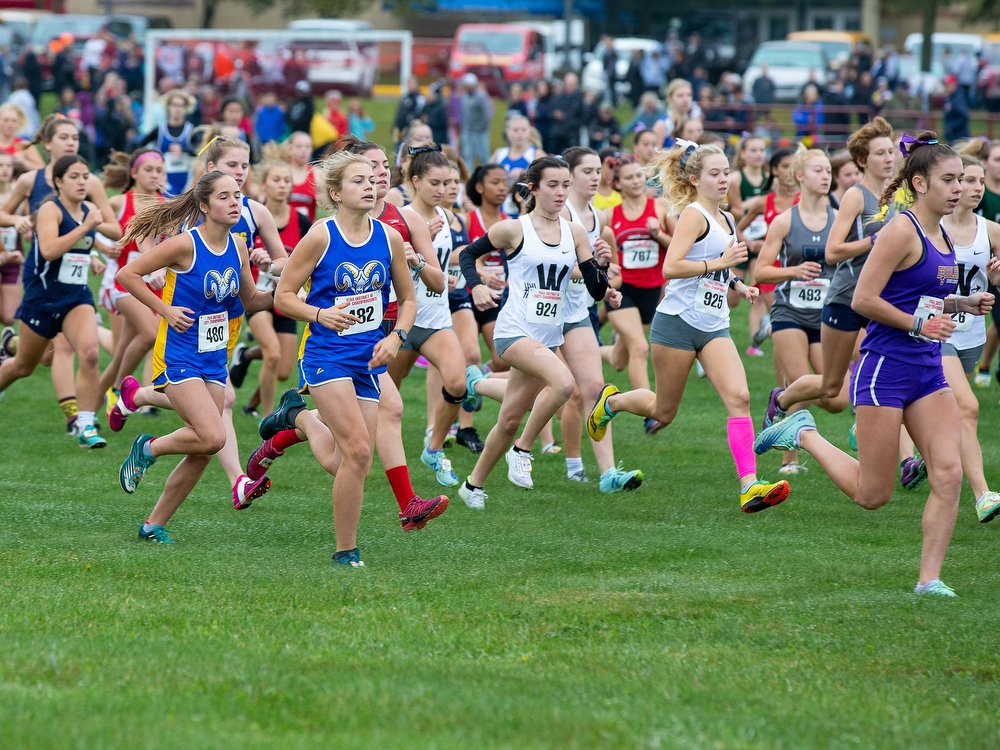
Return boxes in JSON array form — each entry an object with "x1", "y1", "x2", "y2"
[{"x1": 899, "y1": 133, "x2": 939, "y2": 158}]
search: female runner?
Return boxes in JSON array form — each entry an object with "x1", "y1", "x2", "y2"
[
  {"x1": 754, "y1": 146, "x2": 847, "y2": 474},
  {"x1": 0, "y1": 151, "x2": 24, "y2": 327},
  {"x1": 457, "y1": 155, "x2": 618, "y2": 505},
  {"x1": 755, "y1": 135, "x2": 996, "y2": 596},
  {"x1": 0, "y1": 155, "x2": 121, "y2": 447},
  {"x1": 603, "y1": 154, "x2": 672, "y2": 434},
  {"x1": 828, "y1": 151, "x2": 860, "y2": 209},
  {"x1": 939, "y1": 155, "x2": 1000, "y2": 522},
  {"x1": 288, "y1": 131, "x2": 320, "y2": 221},
  {"x1": 587, "y1": 142, "x2": 791, "y2": 513},
  {"x1": 726, "y1": 135, "x2": 768, "y2": 220},
  {"x1": 0, "y1": 103, "x2": 43, "y2": 169},
  {"x1": 259, "y1": 151, "x2": 417, "y2": 566},
  {"x1": 492, "y1": 114, "x2": 543, "y2": 216},
  {"x1": 115, "y1": 171, "x2": 275, "y2": 542}
]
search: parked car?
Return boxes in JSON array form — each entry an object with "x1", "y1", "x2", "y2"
[
  {"x1": 741, "y1": 41, "x2": 830, "y2": 103},
  {"x1": 903, "y1": 32, "x2": 983, "y2": 65},
  {"x1": 581, "y1": 37, "x2": 661, "y2": 97},
  {"x1": 449, "y1": 23, "x2": 547, "y2": 96},
  {"x1": 786, "y1": 31, "x2": 871, "y2": 70}
]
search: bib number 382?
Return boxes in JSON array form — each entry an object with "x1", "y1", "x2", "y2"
[
  {"x1": 335, "y1": 291, "x2": 382, "y2": 336},
  {"x1": 694, "y1": 277, "x2": 727, "y2": 318},
  {"x1": 526, "y1": 289, "x2": 563, "y2": 326},
  {"x1": 57, "y1": 253, "x2": 90, "y2": 285},
  {"x1": 198, "y1": 311, "x2": 229, "y2": 353}
]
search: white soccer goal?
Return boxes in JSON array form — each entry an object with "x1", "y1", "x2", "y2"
[{"x1": 142, "y1": 28, "x2": 414, "y2": 132}]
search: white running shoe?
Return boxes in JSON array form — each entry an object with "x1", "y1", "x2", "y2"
[
  {"x1": 458, "y1": 480, "x2": 486, "y2": 509},
  {"x1": 973, "y1": 369, "x2": 991, "y2": 388},
  {"x1": 505, "y1": 445, "x2": 534, "y2": 489}
]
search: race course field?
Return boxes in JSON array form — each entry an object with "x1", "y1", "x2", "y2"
[{"x1": 1, "y1": 303, "x2": 998, "y2": 749}]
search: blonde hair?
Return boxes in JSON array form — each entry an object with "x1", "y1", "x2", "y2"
[
  {"x1": 731, "y1": 134, "x2": 766, "y2": 171},
  {"x1": 0, "y1": 103, "x2": 27, "y2": 132},
  {"x1": 654, "y1": 142, "x2": 726, "y2": 212},
  {"x1": 790, "y1": 143, "x2": 829, "y2": 188},
  {"x1": 666, "y1": 79, "x2": 691, "y2": 103},
  {"x1": 958, "y1": 138, "x2": 1000, "y2": 163},
  {"x1": 317, "y1": 151, "x2": 374, "y2": 213}
]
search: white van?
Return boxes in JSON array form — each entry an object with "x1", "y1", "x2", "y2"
[
  {"x1": 285, "y1": 19, "x2": 377, "y2": 96},
  {"x1": 904, "y1": 32, "x2": 983, "y2": 64}
]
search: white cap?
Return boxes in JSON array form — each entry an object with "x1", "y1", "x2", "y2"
[{"x1": 461, "y1": 73, "x2": 478, "y2": 87}]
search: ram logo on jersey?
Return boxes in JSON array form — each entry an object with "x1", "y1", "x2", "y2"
[
  {"x1": 204, "y1": 268, "x2": 239, "y2": 302},
  {"x1": 335, "y1": 260, "x2": 387, "y2": 293}
]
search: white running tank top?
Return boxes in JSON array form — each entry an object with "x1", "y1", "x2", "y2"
[
  {"x1": 656, "y1": 202, "x2": 735, "y2": 332},
  {"x1": 564, "y1": 200, "x2": 601, "y2": 324},
  {"x1": 494, "y1": 214, "x2": 576, "y2": 349},
  {"x1": 413, "y1": 206, "x2": 454, "y2": 330},
  {"x1": 946, "y1": 214, "x2": 990, "y2": 350}
]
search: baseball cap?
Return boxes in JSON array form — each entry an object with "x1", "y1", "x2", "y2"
[{"x1": 461, "y1": 73, "x2": 478, "y2": 87}]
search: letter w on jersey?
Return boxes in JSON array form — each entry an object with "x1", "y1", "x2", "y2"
[{"x1": 204, "y1": 268, "x2": 239, "y2": 302}]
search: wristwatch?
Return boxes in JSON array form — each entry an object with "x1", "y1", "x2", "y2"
[
  {"x1": 728, "y1": 274, "x2": 744, "y2": 290},
  {"x1": 393, "y1": 328, "x2": 408, "y2": 343}
]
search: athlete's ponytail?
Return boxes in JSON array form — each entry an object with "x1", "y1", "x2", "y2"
[
  {"x1": 26, "y1": 113, "x2": 78, "y2": 150},
  {"x1": 878, "y1": 130, "x2": 957, "y2": 211},
  {"x1": 789, "y1": 143, "x2": 828, "y2": 190},
  {"x1": 121, "y1": 170, "x2": 233, "y2": 247},
  {"x1": 653, "y1": 142, "x2": 725, "y2": 213}
]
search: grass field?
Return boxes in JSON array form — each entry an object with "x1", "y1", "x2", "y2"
[{"x1": 1, "y1": 294, "x2": 999, "y2": 749}]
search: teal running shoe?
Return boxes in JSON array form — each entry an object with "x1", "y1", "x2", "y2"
[
  {"x1": 976, "y1": 491, "x2": 1000, "y2": 523},
  {"x1": 259, "y1": 388, "x2": 306, "y2": 440},
  {"x1": 120, "y1": 434, "x2": 156, "y2": 494},
  {"x1": 599, "y1": 462, "x2": 643, "y2": 493},
  {"x1": 78, "y1": 423, "x2": 107, "y2": 449},
  {"x1": 421, "y1": 446, "x2": 459, "y2": 487},
  {"x1": 900, "y1": 454, "x2": 927, "y2": 491},
  {"x1": 138, "y1": 523, "x2": 175, "y2": 543},
  {"x1": 914, "y1": 579, "x2": 956, "y2": 597},
  {"x1": 753, "y1": 410, "x2": 816, "y2": 455},
  {"x1": 849, "y1": 422, "x2": 858, "y2": 451},
  {"x1": 463, "y1": 364, "x2": 485, "y2": 412},
  {"x1": 332, "y1": 548, "x2": 365, "y2": 567}
]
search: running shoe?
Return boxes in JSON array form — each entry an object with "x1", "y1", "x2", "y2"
[
  {"x1": 900, "y1": 454, "x2": 927, "y2": 491},
  {"x1": 421, "y1": 446, "x2": 459, "y2": 487},
  {"x1": 233, "y1": 474, "x2": 271, "y2": 510},
  {"x1": 599, "y1": 462, "x2": 643, "y2": 493},
  {"x1": 65, "y1": 418, "x2": 78, "y2": 438},
  {"x1": 455, "y1": 427, "x2": 484, "y2": 454},
  {"x1": 400, "y1": 494, "x2": 449, "y2": 531},
  {"x1": 0, "y1": 325, "x2": 15, "y2": 363},
  {"x1": 973, "y1": 367, "x2": 991, "y2": 388},
  {"x1": 914, "y1": 579, "x2": 956, "y2": 597},
  {"x1": 104, "y1": 387, "x2": 118, "y2": 421},
  {"x1": 753, "y1": 410, "x2": 816, "y2": 455},
  {"x1": 542, "y1": 441, "x2": 562, "y2": 455},
  {"x1": 109, "y1": 375, "x2": 140, "y2": 432},
  {"x1": 751, "y1": 313, "x2": 771, "y2": 348},
  {"x1": 332, "y1": 548, "x2": 365, "y2": 567},
  {"x1": 849, "y1": 422, "x2": 858, "y2": 451},
  {"x1": 414, "y1": 356, "x2": 430, "y2": 369},
  {"x1": 458, "y1": 479, "x2": 487, "y2": 509},
  {"x1": 138, "y1": 522, "x2": 175, "y2": 544},
  {"x1": 259, "y1": 389, "x2": 306, "y2": 440},
  {"x1": 505, "y1": 445, "x2": 534, "y2": 489},
  {"x1": 246, "y1": 437, "x2": 284, "y2": 481},
  {"x1": 739, "y1": 478, "x2": 791, "y2": 513},
  {"x1": 241, "y1": 405, "x2": 260, "y2": 419},
  {"x1": 644, "y1": 417, "x2": 665, "y2": 435},
  {"x1": 975, "y1": 490, "x2": 1000, "y2": 523},
  {"x1": 78, "y1": 424, "x2": 107, "y2": 449},
  {"x1": 587, "y1": 384, "x2": 619, "y2": 442},
  {"x1": 778, "y1": 462, "x2": 809, "y2": 475},
  {"x1": 568, "y1": 469, "x2": 588, "y2": 483},
  {"x1": 763, "y1": 387, "x2": 787, "y2": 429},
  {"x1": 120, "y1": 434, "x2": 156, "y2": 494},
  {"x1": 695, "y1": 360, "x2": 706, "y2": 378},
  {"x1": 140, "y1": 406, "x2": 160, "y2": 417},
  {"x1": 463, "y1": 364, "x2": 485, "y2": 412},
  {"x1": 228, "y1": 342, "x2": 251, "y2": 388},
  {"x1": 745, "y1": 346, "x2": 765, "y2": 357},
  {"x1": 445, "y1": 423, "x2": 458, "y2": 448}
]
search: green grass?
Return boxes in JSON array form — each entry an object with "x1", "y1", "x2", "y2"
[{"x1": 1, "y1": 298, "x2": 1000, "y2": 749}]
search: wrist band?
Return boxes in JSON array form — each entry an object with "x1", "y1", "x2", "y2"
[
  {"x1": 910, "y1": 316, "x2": 923, "y2": 336},
  {"x1": 315, "y1": 307, "x2": 321, "y2": 324},
  {"x1": 703, "y1": 260, "x2": 709, "y2": 275},
  {"x1": 414, "y1": 258, "x2": 426, "y2": 273}
]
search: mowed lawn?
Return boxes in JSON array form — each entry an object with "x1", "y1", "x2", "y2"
[{"x1": 1, "y1": 292, "x2": 998, "y2": 750}]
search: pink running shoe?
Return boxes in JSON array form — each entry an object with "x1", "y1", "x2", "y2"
[
  {"x1": 109, "y1": 376, "x2": 141, "y2": 432},
  {"x1": 246, "y1": 437, "x2": 284, "y2": 481},
  {"x1": 233, "y1": 474, "x2": 271, "y2": 510},
  {"x1": 399, "y1": 494, "x2": 449, "y2": 531},
  {"x1": 415, "y1": 356, "x2": 430, "y2": 369}
]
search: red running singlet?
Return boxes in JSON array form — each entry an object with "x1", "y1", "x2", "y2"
[
  {"x1": 114, "y1": 191, "x2": 166, "y2": 297},
  {"x1": 611, "y1": 197, "x2": 665, "y2": 289},
  {"x1": 289, "y1": 168, "x2": 317, "y2": 222},
  {"x1": 469, "y1": 208, "x2": 508, "y2": 278},
  {"x1": 758, "y1": 192, "x2": 800, "y2": 293},
  {"x1": 377, "y1": 201, "x2": 413, "y2": 322}
]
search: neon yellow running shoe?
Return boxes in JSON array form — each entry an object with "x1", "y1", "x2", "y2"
[
  {"x1": 739, "y1": 478, "x2": 790, "y2": 514},
  {"x1": 105, "y1": 387, "x2": 118, "y2": 420},
  {"x1": 587, "y1": 384, "x2": 619, "y2": 442}
]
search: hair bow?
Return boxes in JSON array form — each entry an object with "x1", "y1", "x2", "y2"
[
  {"x1": 407, "y1": 144, "x2": 442, "y2": 156},
  {"x1": 677, "y1": 141, "x2": 697, "y2": 169},
  {"x1": 515, "y1": 182, "x2": 531, "y2": 198},
  {"x1": 898, "y1": 133, "x2": 938, "y2": 158}
]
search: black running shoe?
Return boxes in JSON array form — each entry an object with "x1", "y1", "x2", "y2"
[
  {"x1": 229, "y1": 342, "x2": 251, "y2": 388},
  {"x1": 455, "y1": 426, "x2": 484, "y2": 454}
]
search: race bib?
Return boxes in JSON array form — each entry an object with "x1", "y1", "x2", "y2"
[
  {"x1": 0, "y1": 226, "x2": 17, "y2": 252},
  {"x1": 525, "y1": 288, "x2": 563, "y2": 325},
  {"x1": 790, "y1": 278, "x2": 830, "y2": 310},
  {"x1": 950, "y1": 311, "x2": 974, "y2": 332},
  {"x1": 447, "y1": 266, "x2": 467, "y2": 289},
  {"x1": 911, "y1": 295, "x2": 944, "y2": 341},
  {"x1": 693, "y1": 277, "x2": 728, "y2": 318},
  {"x1": 744, "y1": 216, "x2": 768, "y2": 241},
  {"x1": 622, "y1": 239, "x2": 658, "y2": 269},
  {"x1": 417, "y1": 278, "x2": 448, "y2": 306},
  {"x1": 57, "y1": 253, "x2": 89, "y2": 285},
  {"x1": 198, "y1": 311, "x2": 229, "y2": 353},
  {"x1": 164, "y1": 151, "x2": 190, "y2": 173},
  {"x1": 335, "y1": 291, "x2": 382, "y2": 336},
  {"x1": 256, "y1": 268, "x2": 275, "y2": 293}
]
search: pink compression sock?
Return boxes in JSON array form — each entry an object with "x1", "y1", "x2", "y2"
[{"x1": 727, "y1": 417, "x2": 757, "y2": 480}]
